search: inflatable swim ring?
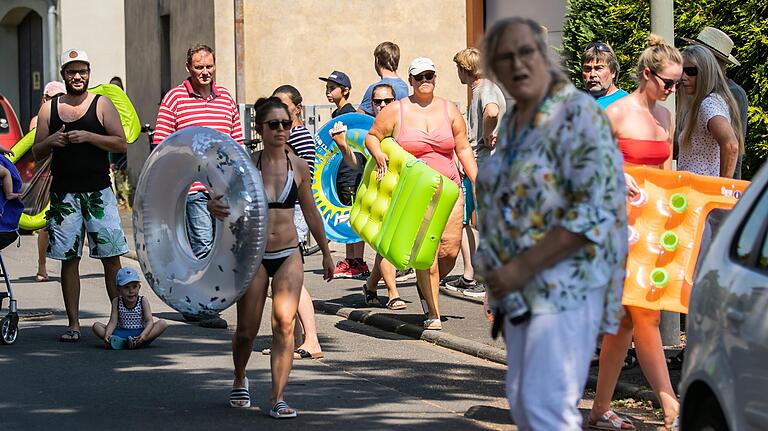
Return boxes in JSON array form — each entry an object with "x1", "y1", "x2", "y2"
[
  {"x1": 6, "y1": 85, "x2": 141, "y2": 231},
  {"x1": 623, "y1": 166, "x2": 750, "y2": 313},
  {"x1": 350, "y1": 137, "x2": 460, "y2": 270},
  {"x1": 133, "y1": 127, "x2": 268, "y2": 317},
  {"x1": 312, "y1": 113, "x2": 373, "y2": 243}
]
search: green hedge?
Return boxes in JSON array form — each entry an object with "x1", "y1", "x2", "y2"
[{"x1": 562, "y1": 0, "x2": 768, "y2": 179}]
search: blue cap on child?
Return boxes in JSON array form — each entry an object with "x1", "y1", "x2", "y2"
[{"x1": 116, "y1": 267, "x2": 141, "y2": 286}]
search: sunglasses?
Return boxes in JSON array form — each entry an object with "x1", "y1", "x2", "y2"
[
  {"x1": 584, "y1": 42, "x2": 612, "y2": 54},
  {"x1": 261, "y1": 120, "x2": 292, "y2": 131},
  {"x1": 413, "y1": 72, "x2": 435, "y2": 82},
  {"x1": 683, "y1": 66, "x2": 698, "y2": 77},
  {"x1": 650, "y1": 70, "x2": 682, "y2": 91},
  {"x1": 372, "y1": 97, "x2": 395, "y2": 106},
  {"x1": 64, "y1": 69, "x2": 90, "y2": 78}
]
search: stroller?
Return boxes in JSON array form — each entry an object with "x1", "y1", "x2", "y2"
[{"x1": 0, "y1": 155, "x2": 24, "y2": 345}]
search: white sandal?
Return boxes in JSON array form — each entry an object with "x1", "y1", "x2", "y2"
[
  {"x1": 269, "y1": 400, "x2": 297, "y2": 419},
  {"x1": 586, "y1": 409, "x2": 636, "y2": 430},
  {"x1": 229, "y1": 377, "x2": 250, "y2": 408}
]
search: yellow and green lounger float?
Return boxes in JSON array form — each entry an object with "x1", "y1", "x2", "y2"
[
  {"x1": 350, "y1": 137, "x2": 459, "y2": 270},
  {"x1": 7, "y1": 83, "x2": 140, "y2": 231}
]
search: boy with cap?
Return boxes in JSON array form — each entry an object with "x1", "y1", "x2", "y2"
[
  {"x1": 320, "y1": 71, "x2": 370, "y2": 278},
  {"x1": 92, "y1": 267, "x2": 168, "y2": 349}
]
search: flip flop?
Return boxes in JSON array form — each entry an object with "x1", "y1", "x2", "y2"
[
  {"x1": 269, "y1": 400, "x2": 297, "y2": 419},
  {"x1": 35, "y1": 273, "x2": 49, "y2": 282},
  {"x1": 294, "y1": 348, "x2": 324, "y2": 360},
  {"x1": 586, "y1": 410, "x2": 636, "y2": 430},
  {"x1": 361, "y1": 284, "x2": 379, "y2": 306},
  {"x1": 59, "y1": 330, "x2": 81, "y2": 342},
  {"x1": 229, "y1": 377, "x2": 251, "y2": 408},
  {"x1": 386, "y1": 297, "x2": 407, "y2": 310}
]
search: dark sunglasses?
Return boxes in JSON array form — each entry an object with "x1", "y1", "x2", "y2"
[
  {"x1": 413, "y1": 72, "x2": 435, "y2": 81},
  {"x1": 261, "y1": 120, "x2": 292, "y2": 131},
  {"x1": 584, "y1": 42, "x2": 612, "y2": 54},
  {"x1": 683, "y1": 66, "x2": 698, "y2": 77},
  {"x1": 372, "y1": 97, "x2": 395, "y2": 105},
  {"x1": 651, "y1": 70, "x2": 682, "y2": 90}
]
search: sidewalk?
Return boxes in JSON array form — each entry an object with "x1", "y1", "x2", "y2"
[{"x1": 118, "y1": 207, "x2": 681, "y2": 405}]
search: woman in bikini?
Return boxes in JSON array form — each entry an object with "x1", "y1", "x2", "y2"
[
  {"x1": 207, "y1": 97, "x2": 334, "y2": 419},
  {"x1": 587, "y1": 35, "x2": 682, "y2": 431},
  {"x1": 365, "y1": 57, "x2": 477, "y2": 330}
]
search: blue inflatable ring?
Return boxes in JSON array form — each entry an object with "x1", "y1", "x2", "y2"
[{"x1": 312, "y1": 113, "x2": 374, "y2": 243}]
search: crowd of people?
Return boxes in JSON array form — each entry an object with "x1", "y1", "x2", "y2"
[{"x1": 21, "y1": 15, "x2": 749, "y2": 429}]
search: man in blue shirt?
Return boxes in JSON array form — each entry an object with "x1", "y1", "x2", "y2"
[
  {"x1": 357, "y1": 41, "x2": 410, "y2": 116},
  {"x1": 582, "y1": 42, "x2": 628, "y2": 109}
]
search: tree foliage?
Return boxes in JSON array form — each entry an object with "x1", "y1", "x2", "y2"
[{"x1": 562, "y1": 0, "x2": 768, "y2": 179}]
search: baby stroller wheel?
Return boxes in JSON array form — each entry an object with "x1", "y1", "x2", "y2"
[{"x1": 0, "y1": 315, "x2": 18, "y2": 345}]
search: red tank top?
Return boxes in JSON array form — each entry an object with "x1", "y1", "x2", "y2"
[
  {"x1": 397, "y1": 100, "x2": 461, "y2": 185},
  {"x1": 617, "y1": 138, "x2": 670, "y2": 166}
]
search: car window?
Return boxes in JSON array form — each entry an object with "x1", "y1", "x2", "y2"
[{"x1": 735, "y1": 187, "x2": 768, "y2": 264}]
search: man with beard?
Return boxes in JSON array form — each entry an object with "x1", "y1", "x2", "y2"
[
  {"x1": 153, "y1": 43, "x2": 243, "y2": 329},
  {"x1": 32, "y1": 48, "x2": 129, "y2": 342},
  {"x1": 582, "y1": 42, "x2": 629, "y2": 109}
]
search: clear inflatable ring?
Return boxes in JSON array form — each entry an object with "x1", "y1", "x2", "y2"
[{"x1": 132, "y1": 127, "x2": 268, "y2": 317}]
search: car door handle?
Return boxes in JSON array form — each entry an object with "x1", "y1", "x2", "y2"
[{"x1": 726, "y1": 308, "x2": 745, "y2": 324}]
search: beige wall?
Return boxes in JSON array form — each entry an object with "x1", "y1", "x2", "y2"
[
  {"x1": 242, "y1": 0, "x2": 467, "y2": 109},
  {"x1": 60, "y1": 0, "x2": 126, "y2": 88},
  {"x1": 485, "y1": 0, "x2": 568, "y2": 55},
  {"x1": 214, "y1": 0, "x2": 235, "y2": 93}
]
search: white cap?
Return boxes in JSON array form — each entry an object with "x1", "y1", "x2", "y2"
[
  {"x1": 408, "y1": 57, "x2": 436, "y2": 76},
  {"x1": 60, "y1": 49, "x2": 90, "y2": 70}
]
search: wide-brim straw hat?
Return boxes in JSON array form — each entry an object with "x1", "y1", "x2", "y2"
[{"x1": 683, "y1": 27, "x2": 740, "y2": 66}]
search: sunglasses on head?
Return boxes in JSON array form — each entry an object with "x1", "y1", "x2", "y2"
[
  {"x1": 683, "y1": 66, "x2": 698, "y2": 77},
  {"x1": 372, "y1": 97, "x2": 395, "y2": 106},
  {"x1": 584, "y1": 42, "x2": 612, "y2": 54},
  {"x1": 650, "y1": 70, "x2": 682, "y2": 90},
  {"x1": 261, "y1": 120, "x2": 292, "y2": 131},
  {"x1": 413, "y1": 72, "x2": 435, "y2": 82}
]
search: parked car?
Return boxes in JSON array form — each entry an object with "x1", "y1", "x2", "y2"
[
  {"x1": 0, "y1": 95, "x2": 23, "y2": 151},
  {"x1": 680, "y1": 165, "x2": 768, "y2": 431}
]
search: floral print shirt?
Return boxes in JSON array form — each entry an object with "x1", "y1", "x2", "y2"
[{"x1": 473, "y1": 83, "x2": 628, "y2": 334}]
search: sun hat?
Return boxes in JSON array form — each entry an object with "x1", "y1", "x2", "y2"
[
  {"x1": 43, "y1": 81, "x2": 66, "y2": 97},
  {"x1": 683, "y1": 27, "x2": 740, "y2": 66},
  {"x1": 116, "y1": 267, "x2": 141, "y2": 286}
]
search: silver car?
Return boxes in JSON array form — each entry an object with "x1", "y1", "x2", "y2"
[{"x1": 680, "y1": 166, "x2": 768, "y2": 431}]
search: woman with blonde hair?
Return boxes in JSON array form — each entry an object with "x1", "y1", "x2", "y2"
[
  {"x1": 677, "y1": 44, "x2": 743, "y2": 178},
  {"x1": 587, "y1": 35, "x2": 683, "y2": 431}
]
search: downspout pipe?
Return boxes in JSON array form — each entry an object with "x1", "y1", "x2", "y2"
[
  {"x1": 47, "y1": 0, "x2": 58, "y2": 82},
  {"x1": 234, "y1": 0, "x2": 245, "y2": 103}
]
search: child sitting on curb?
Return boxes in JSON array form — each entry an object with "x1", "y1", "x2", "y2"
[{"x1": 92, "y1": 267, "x2": 167, "y2": 349}]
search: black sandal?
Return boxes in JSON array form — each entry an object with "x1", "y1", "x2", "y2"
[
  {"x1": 622, "y1": 348, "x2": 638, "y2": 370},
  {"x1": 361, "y1": 284, "x2": 378, "y2": 306},
  {"x1": 666, "y1": 349, "x2": 685, "y2": 370}
]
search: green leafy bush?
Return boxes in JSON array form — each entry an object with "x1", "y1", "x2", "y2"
[{"x1": 562, "y1": 0, "x2": 768, "y2": 179}]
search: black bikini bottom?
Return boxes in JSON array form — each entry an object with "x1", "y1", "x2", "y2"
[{"x1": 262, "y1": 245, "x2": 302, "y2": 277}]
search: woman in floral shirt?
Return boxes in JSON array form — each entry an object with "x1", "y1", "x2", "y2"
[{"x1": 477, "y1": 17, "x2": 627, "y2": 429}]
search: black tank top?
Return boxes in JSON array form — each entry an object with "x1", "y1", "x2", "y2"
[{"x1": 49, "y1": 95, "x2": 111, "y2": 193}]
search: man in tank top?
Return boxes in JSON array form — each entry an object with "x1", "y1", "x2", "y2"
[{"x1": 32, "y1": 49, "x2": 129, "y2": 342}]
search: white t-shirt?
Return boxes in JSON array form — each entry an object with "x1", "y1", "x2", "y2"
[{"x1": 678, "y1": 93, "x2": 730, "y2": 177}]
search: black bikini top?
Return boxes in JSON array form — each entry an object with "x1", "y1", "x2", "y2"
[{"x1": 256, "y1": 150, "x2": 300, "y2": 209}]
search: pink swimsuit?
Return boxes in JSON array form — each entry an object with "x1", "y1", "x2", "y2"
[{"x1": 397, "y1": 100, "x2": 461, "y2": 185}]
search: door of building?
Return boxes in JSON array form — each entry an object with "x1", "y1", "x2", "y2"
[{"x1": 17, "y1": 10, "x2": 43, "y2": 134}]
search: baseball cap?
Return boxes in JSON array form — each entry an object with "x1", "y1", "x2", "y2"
[
  {"x1": 116, "y1": 267, "x2": 141, "y2": 286},
  {"x1": 408, "y1": 57, "x2": 436, "y2": 76},
  {"x1": 43, "y1": 81, "x2": 66, "y2": 97},
  {"x1": 319, "y1": 71, "x2": 352, "y2": 89},
  {"x1": 60, "y1": 48, "x2": 90, "y2": 70}
]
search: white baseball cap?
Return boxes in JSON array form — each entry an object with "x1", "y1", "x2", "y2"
[
  {"x1": 408, "y1": 57, "x2": 436, "y2": 76},
  {"x1": 60, "y1": 48, "x2": 90, "y2": 70}
]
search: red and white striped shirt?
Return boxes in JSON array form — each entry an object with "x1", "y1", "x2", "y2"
[{"x1": 153, "y1": 79, "x2": 244, "y2": 193}]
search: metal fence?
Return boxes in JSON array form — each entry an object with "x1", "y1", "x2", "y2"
[{"x1": 238, "y1": 103, "x2": 342, "y2": 149}]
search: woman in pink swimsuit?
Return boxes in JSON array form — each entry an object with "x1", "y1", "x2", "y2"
[
  {"x1": 587, "y1": 36, "x2": 682, "y2": 431},
  {"x1": 365, "y1": 57, "x2": 478, "y2": 330}
]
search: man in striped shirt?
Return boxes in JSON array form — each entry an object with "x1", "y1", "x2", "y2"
[{"x1": 153, "y1": 44, "x2": 243, "y2": 329}]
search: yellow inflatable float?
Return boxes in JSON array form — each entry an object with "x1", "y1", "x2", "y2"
[
  {"x1": 7, "y1": 83, "x2": 140, "y2": 230},
  {"x1": 623, "y1": 166, "x2": 750, "y2": 313},
  {"x1": 350, "y1": 137, "x2": 459, "y2": 270}
]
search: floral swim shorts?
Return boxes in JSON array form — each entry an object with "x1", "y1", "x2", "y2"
[{"x1": 46, "y1": 187, "x2": 129, "y2": 260}]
